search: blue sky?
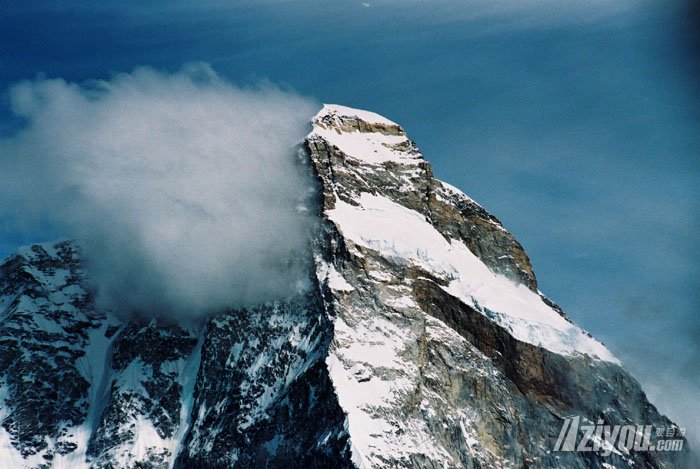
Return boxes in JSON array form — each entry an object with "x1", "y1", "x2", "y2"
[{"x1": 1, "y1": 0, "x2": 698, "y2": 442}]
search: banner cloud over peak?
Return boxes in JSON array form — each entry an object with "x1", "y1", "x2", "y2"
[{"x1": 1, "y1": 64, "x2": 319, "y2": 317}]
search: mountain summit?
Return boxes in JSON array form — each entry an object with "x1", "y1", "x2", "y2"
[{"x1": 0, "y1": 105, "x2": 691, "y2": 467}]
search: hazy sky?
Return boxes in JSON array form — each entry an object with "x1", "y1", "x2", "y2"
[{"x1": 1, "y1": 0, "x2": 698, "y2": 446}]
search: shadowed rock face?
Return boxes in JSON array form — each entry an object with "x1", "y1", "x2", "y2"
[
  {"x1": 0, "y1": 105, "x2": 693, "y2": 468},
  {"x1": 0, "y1": 242, "x2": 99, "y2": 462},
  {"x1": 175, "y1": 292, "x2": 351, "y2": 468},
  {"x1": 0, "y1": 243, "x2": 351, "y2": 468}
]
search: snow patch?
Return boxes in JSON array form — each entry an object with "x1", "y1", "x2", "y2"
[{"x1": 316, "y1": 259, "x2": 355, "y2": 292}]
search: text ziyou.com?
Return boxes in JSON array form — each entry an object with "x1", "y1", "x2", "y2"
[{"x1": 554, "y1": 416, "x2": 685, "y2": 455}]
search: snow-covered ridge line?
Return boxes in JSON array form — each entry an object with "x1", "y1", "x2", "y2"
[
  {"x1": 327, "y1": 192, "x2": 618, "y2": 363},
  {"x1": 315, "y1": 104, "x2": 399, "y2": 127}
]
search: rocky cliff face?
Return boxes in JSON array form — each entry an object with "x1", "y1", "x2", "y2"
[{"x1": 0, "y1": 105, "x2": 692, "y2": 468}]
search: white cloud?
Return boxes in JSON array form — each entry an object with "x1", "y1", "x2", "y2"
[{"x1": 0, "y1": 64, "x2": 319, "y2": 317}]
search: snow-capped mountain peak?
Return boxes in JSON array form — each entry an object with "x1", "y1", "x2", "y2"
[{"x1": 0, "y1": 105, "x2": 691, "y2": 468}]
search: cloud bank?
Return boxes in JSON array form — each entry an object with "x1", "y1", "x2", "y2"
[{"x1": 0, "y1": 65, "x2": 318, "y2": 317}]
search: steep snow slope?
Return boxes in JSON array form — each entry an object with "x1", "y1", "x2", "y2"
[{"x1": 326, "y1": 192, "x2": 616, "y2": 361}]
